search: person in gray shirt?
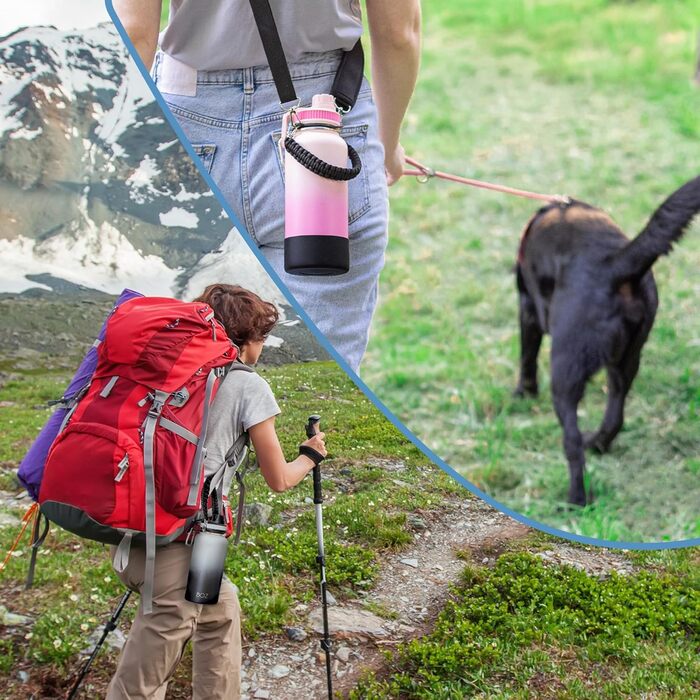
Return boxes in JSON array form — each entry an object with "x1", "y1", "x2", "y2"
[
  {"x1": 113, "y1": 0, "x2": 422, "y2": 371},
  {"x1": 107, "y1": 283, "x2": 327, "y2": 700}
]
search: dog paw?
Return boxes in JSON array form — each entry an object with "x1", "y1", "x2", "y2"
[
  {"x1": 556, "y1": 501, "x2": 581, "y2": 514},
  {"x1": 583, "y1": 432, "x2": 608, "y2": 454},
  {"x1": 567, "y1": 491, "x2": 588, "y2": 508},
  {"x1": 513, "y1": 384, "x2": 538, "y2": 399}
]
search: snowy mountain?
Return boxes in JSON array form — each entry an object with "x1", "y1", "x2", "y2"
[
  {"x1": 0, "y1": 23, "x2": 325, "y2": 361},
  {"x1": 0, "y1": 22, "x2": 240, "y2": 297}
]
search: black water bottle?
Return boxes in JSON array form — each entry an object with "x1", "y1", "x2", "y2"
[{"x1": 185, "y1": 519, "x2": 228, "y2": 605}]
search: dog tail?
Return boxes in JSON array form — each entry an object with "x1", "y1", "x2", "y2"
[{"x1": 611, "y1": 175, "x2": 700, "y2": 284}]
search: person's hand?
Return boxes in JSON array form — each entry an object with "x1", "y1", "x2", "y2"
[
  {"x1": 385, "y1": 142, "x2": 406, "y2": 187},
  {"x1": 302, "y1": 432, "x2": 327, "y2": 458}
]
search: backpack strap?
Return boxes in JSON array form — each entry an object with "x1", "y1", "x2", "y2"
[
  {"x1": 99, "y1": 376, "x2": 119, "y2": 398},
  {"x1": 185, "y1": 362, "x2": 253, "y2": 514},
  {"x1": 159, "y1": 418, "x2": 199, "y2": 445},
  {"x1": 113, "y1": 531, "x2": 134, "y2": 574},
  {"x1": 228, "y1": 361, "x2": 256, "y2": 375},
  {"x1": 56, "y1": 380, "x2": 92, "y2": 434},
  {"x1": 139, "y1": 366, "x2": 224, "y2": 613},
  {"x1": 141, "y1": 389, "x2": 169, "y2": 615},
  {"x1": 234, "y1": 459, "x2": 251, "y2": 545},
  {"x1": 25, "y1": 511, "x2": 50, "y2": 590},
  {"x1": 207, "y1": 433, "x2": 256, "y2": 546},
  {"x1": 187, "y1": 369, "x2": 220, "y2": 507},
  {"x1": 206, "y1": 362, "x2": 257, "y2": 544}
]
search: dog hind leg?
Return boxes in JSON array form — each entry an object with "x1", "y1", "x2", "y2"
[
  {"x1": 514, "y1": 282, "x2": 543, "y2": 397},
  {"x1": 551, "y1": 348, "x2": 589, "y2": 506},
  {"x1": 585, "y1": 336, "x2": 644, "y2": 453}
]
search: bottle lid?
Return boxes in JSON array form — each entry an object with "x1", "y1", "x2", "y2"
[
  {"x1": 295, "y1": 93, "x2": 341, "y2": 126},
  {"x1": 204, "y1": 519, "x2": 227, "y2": 535}
]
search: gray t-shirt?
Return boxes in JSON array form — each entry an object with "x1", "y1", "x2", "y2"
[
  {"x1": 203, "y1": 364, "x2": 280, "y2": 495},
  {"x1": 160, "y1": 0, "x2": 363, "y2": 71}
]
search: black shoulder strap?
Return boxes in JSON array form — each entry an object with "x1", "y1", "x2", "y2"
[
  {"x1": 25, "y1": 511, "x2": 50, "y2": 590},
  {"x1": 248, "y1": 0, "x2": 297, "y2": 104},
  {"x1": 247, "y1": 0, "x2": 364, "y2": 110},
  {"x1": 331, "y1": 40, "x2": 364, "y2": 112}
]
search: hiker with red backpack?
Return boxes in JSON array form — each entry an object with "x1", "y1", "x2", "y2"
[
  {"x1": 107, "y1": 284, "x2": 326, "y2": 699},
  {"x1": 29, "y1": 283, "x2": 325, "y2": 699}
]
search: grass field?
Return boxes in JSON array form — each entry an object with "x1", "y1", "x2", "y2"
[
  {"x1": 0, "y1": 356, "x2": 459, "y2": 696},
  {"x1": 2, "y1": 4, "x2": 698, "y2": 694},
  {"x1": 363, "y1": 0, "x2": 700, "y2": 542},
  {"x1": 1, "y1": 355, "x2": 698, "y2": 698}
]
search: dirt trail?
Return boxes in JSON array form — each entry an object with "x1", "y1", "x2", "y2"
[
  {"x1": 0, "y1": 490, "x2": 635, "y2": 699},
  {"x1": 237, "y1": 498, "x2": 634, "y2": 700}
]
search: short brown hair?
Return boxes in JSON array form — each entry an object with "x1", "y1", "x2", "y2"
[{"x1": 194, "y1": 284, "x2": 279, "y2": 348}]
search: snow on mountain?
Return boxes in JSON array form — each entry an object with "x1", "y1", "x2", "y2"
[
  {"x1": 160, "y1": 207, "x2": 199, "y2": 229},
  {"x1": 0, "y1": 229, "x2": 179, "y2": 295},
  {"x1": 0, "y1": 25, "x2": 131, "y2": 137},
  {"x1": 182, "y1": 228, "x2": 288, "y2": 309},
  {"x1": 0, "y1": 23, "x2": 324, "y2": 362},
  {"x1": 0, "y1": 22, "x2": 230, "y2": 296}
]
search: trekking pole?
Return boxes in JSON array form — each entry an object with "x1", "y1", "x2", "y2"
[
  {"x1": 25, "y1": 510, "x2": 49, "y2": 590},
  {"x1": 67, "y1": 589, "x2": 132, "y2": 700},
  {"x1": 306, "y1": 414, "x2": 333, "y2": 700}
]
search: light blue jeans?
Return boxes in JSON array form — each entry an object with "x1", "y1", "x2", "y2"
[{"x1": 153, "y1": 50, "x2": 389, "y2": 371}]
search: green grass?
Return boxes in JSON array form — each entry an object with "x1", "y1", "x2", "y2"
[
  {"x1": 0, "y1": 369, "x2": 65, "y2": 490},
  {"x1": 350, "y1": 551, "x2": 700, "y2": 699},
  {"x1": 0, "y1": 357, "x2": 457, "y2": 693},
  {"x1": 4, "y1": 361, "x2": 696, "y2": 699},
  {"x1": 364, "y1": 0, "x2": 700, "y2": 542},
  {"x1": 221, "y1": 362, "x2": 461, "y2": 635}
]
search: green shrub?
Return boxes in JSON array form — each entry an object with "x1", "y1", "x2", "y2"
[{"x1": 351, "y1": 553, "x2": 700, "y2": 698}]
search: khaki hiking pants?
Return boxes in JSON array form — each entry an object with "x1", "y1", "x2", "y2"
[{"x1": 106, "y1": 542, "x2": 241, "y2": 700}]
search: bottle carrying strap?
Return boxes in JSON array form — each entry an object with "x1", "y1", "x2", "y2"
[
  {"x1": 247, "y1": 0, "x2": 364, "y2": 111},
  {"x1": 284, "y1": 137, "x2": 362, "y2": 181},
  {"x1": 200, "y1": 474, "x2": 219, "y2": 522}
]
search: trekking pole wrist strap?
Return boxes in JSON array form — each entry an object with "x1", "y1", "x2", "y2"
[{"x1": 299, "y1": 445, "x2": 325, "y2": 466}]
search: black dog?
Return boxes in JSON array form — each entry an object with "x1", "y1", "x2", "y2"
[{"x1": 514, "y1": 176, "x2": 700, "y2": 506}]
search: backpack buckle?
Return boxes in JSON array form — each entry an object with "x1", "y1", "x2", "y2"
[
  {"x1": 148, "y1": 397, "x2": 165, "y2": 418},
  {"x1": 170, "y1": 388, "x2": 190, "y2": 408}
]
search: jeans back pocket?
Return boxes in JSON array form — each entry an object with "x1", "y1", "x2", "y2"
[{"x1": 192, "y1": 144, "x2": 217, "y2": 174}]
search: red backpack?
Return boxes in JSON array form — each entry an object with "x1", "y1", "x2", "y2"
[{"x1": 39, "y1": 296, "x2": 237, "y2": 612}]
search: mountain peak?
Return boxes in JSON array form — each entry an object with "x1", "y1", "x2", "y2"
[{"x1": 0, "y1": 22, "x2": 228, "y2": 298}]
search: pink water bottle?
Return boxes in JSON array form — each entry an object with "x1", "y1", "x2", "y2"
[{"x1": 281, "y1": 94, "x2": 362, "y2": 276}]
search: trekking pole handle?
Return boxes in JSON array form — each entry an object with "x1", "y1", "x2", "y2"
[
  {"x1": 305, "y1": 415, "x2": 323, "y2": 504},
  {"x1": 306, "y1": 414, "x2": 321, "y2": 439}
]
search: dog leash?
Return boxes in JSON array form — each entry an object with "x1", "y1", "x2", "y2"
[{"x1": 404, "y1": 156, "x2": 571, "y2": 205}]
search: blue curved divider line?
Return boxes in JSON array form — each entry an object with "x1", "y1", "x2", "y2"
[{"x1": 104, "y1": 1, "x2": 698, "y2": 551}]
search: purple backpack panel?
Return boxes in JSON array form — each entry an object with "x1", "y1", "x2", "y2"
[{"x1": 17, "y1": 289, "x2": 143, "y2": 500}]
